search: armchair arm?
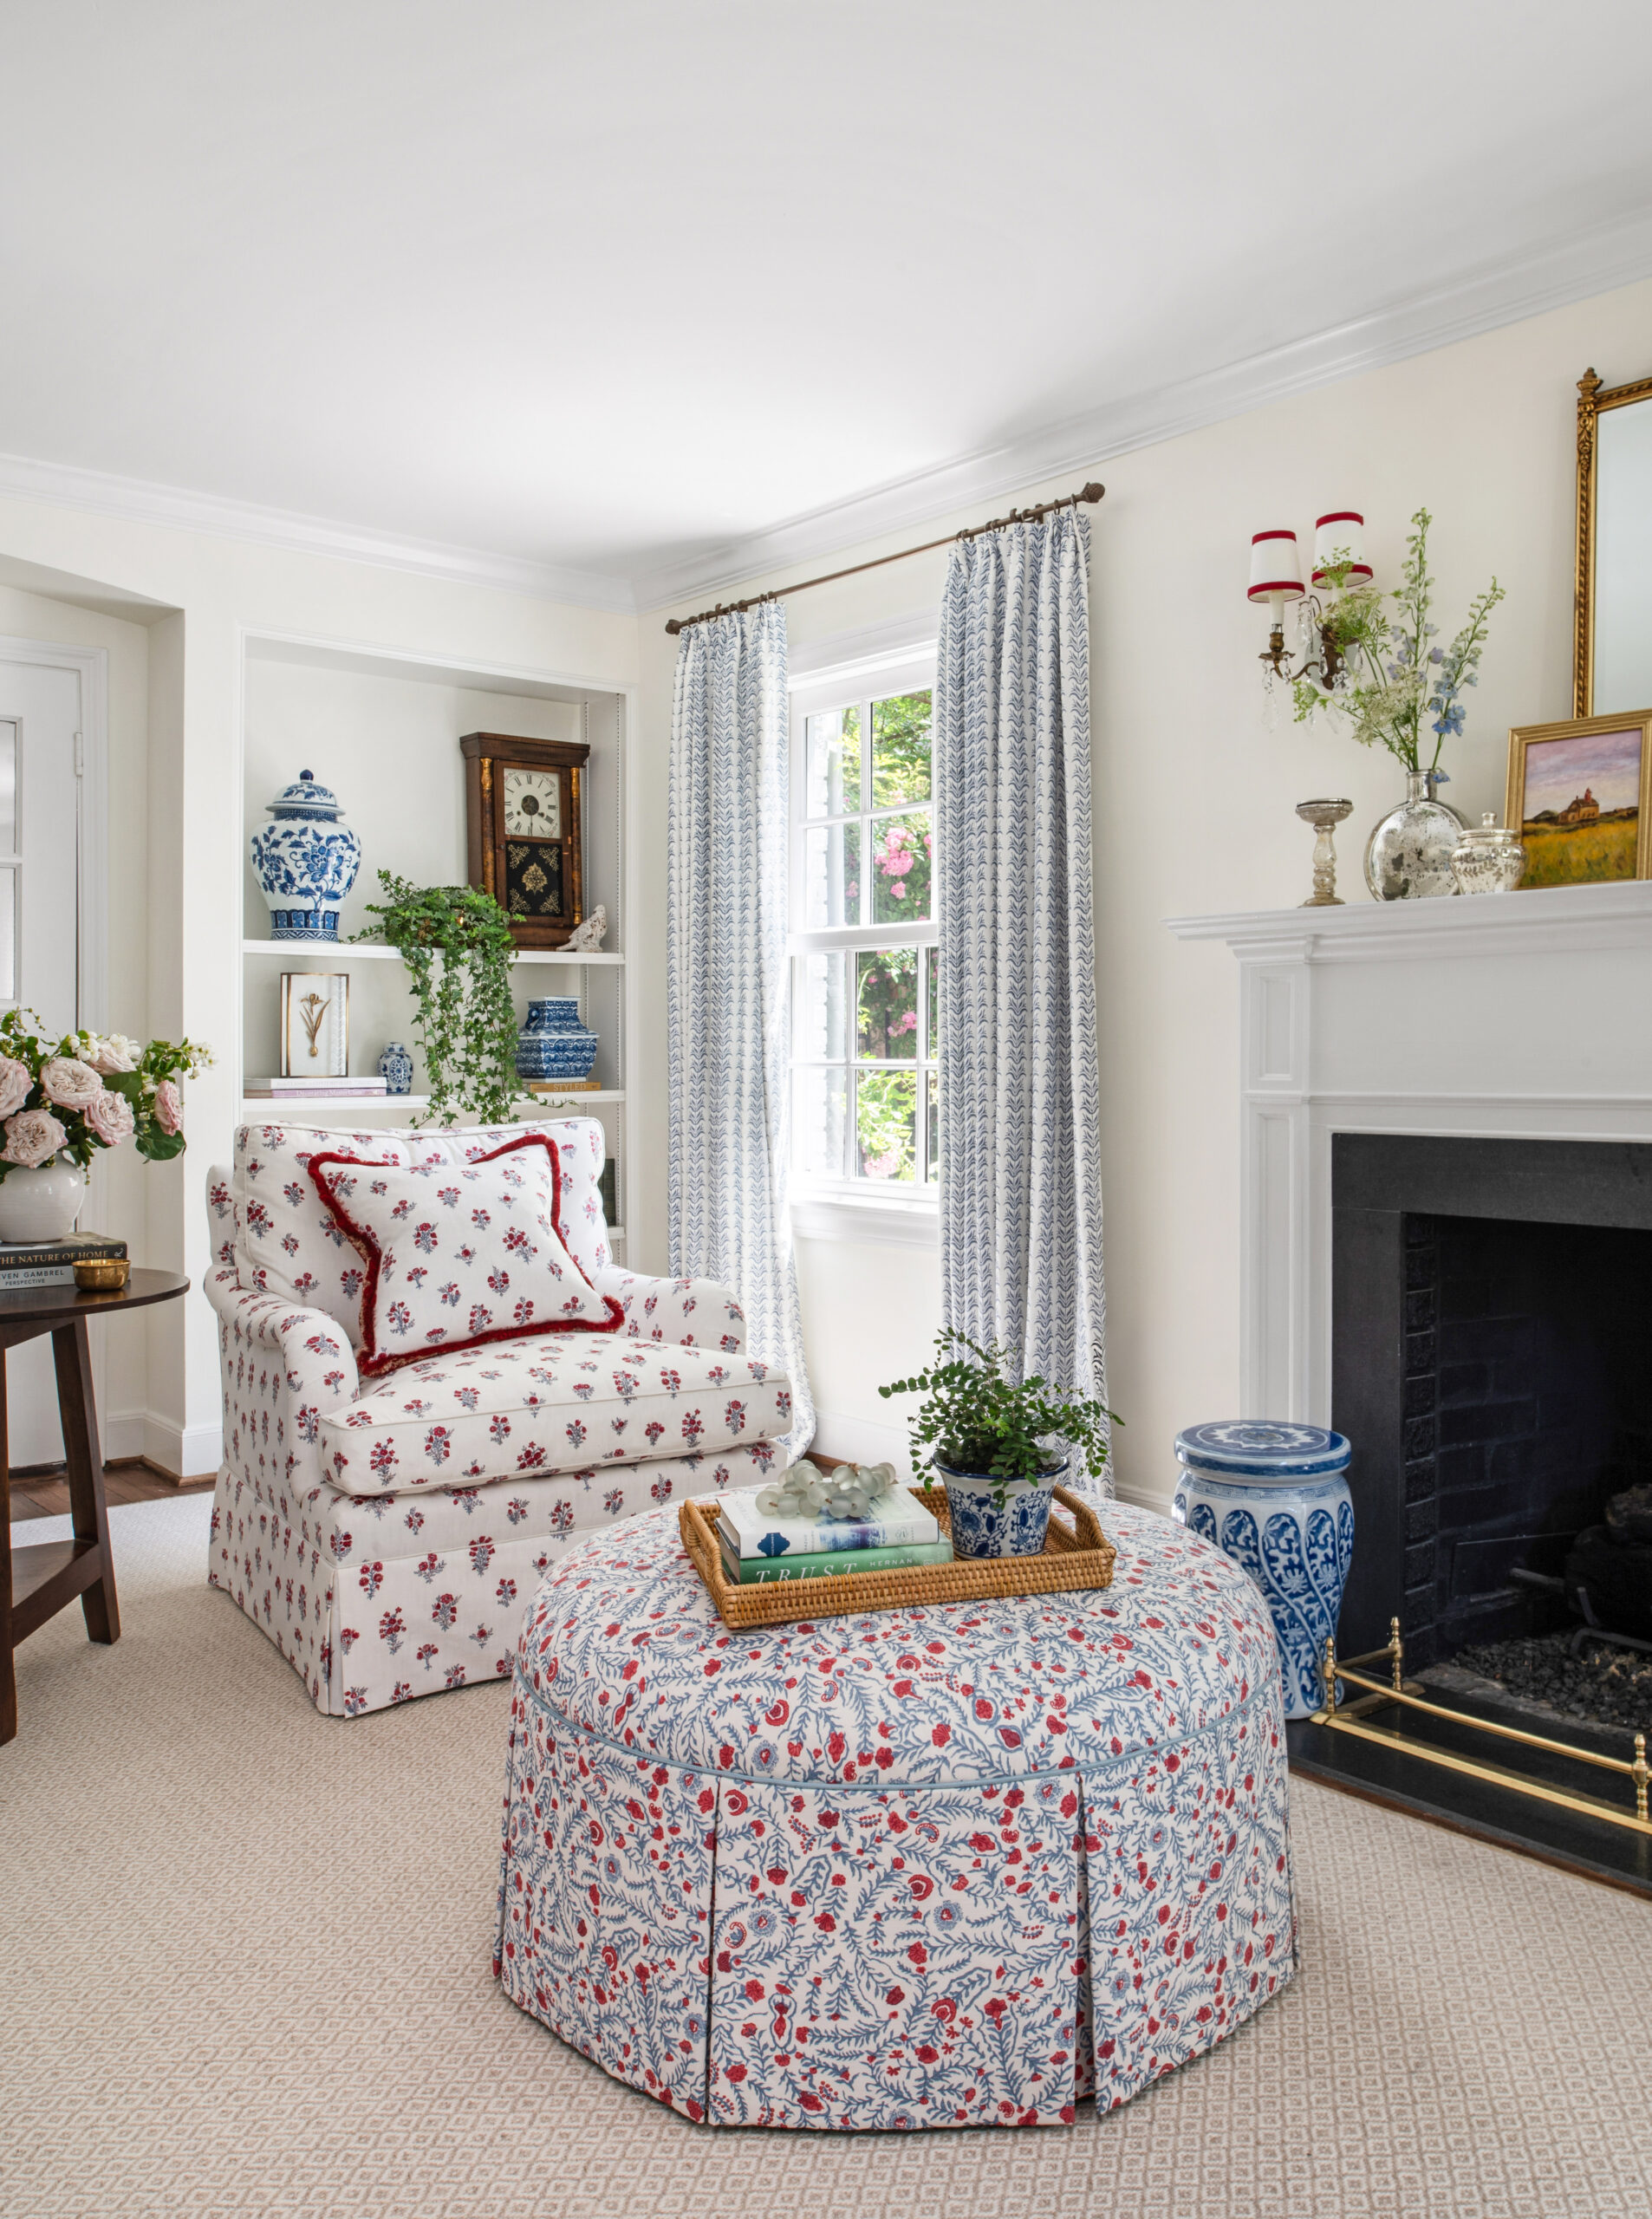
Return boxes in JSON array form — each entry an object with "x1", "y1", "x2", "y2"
[
  {"x1": 592, "y1": 1267, "x2": 747, "y2": 1356},
  {"x1": 211, "y1": 1280, "x2": 360, "y2": 1500}
]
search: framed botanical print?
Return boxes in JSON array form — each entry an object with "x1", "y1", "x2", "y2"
[
  {"x1": 1505, "y1": 711, "x2": 1652, "y2": 888},
  {"x1": 280, "y1": 972, "x2": 349, "y2": 1077}
]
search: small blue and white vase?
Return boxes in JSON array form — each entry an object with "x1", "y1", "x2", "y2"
[
  {"x1": 250, "y1": 771, "x2": 362, "y2": 941},
  {"x1": 516, "y1": 996, "x2": 599, "y2": 1084},
  {"x1": 936, "y1": 1464, "x2": 1062, "y2": 1560},
  {"x1": 1172, "y1": 1421, "x2": 1354, "y2": 1719},
  {"x1": 376, "y1": 1041, "x2": 413, "y2": 1096}
]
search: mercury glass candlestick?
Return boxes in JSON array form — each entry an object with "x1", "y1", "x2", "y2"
[{"x1": 1296, "y1": 798, "x2": 1354, "y2": 907}]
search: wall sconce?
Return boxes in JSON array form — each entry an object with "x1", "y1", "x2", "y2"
[{"x1": 1250, "y1": 511, "x2": 1371, "y2": 694}]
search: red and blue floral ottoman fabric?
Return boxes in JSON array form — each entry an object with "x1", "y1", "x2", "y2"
[{"x1": 494, "y1": 1500, "x2": 1298, "y2": 2131}]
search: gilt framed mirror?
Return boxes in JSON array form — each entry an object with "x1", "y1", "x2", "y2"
[{"x1": 1575, "y1": 365, "x2": 1652, "y2": 716}]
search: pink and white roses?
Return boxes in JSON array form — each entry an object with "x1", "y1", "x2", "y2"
[
  {"x1": 0, "y1": 1009, "x2": 211, "y2": 1186},
  {"x1": 83, "y1": 1090, "x2": 136, "y2": 1147},
  {"x1": 3, "y1": 1108, "x2": 67, "y2": 1169},
  {"x1": 41, "y1": 1057, "x2": 105, "y2": 1110},
  {"x1": 0, "y1": 1056, "x2": 30, "y2": 1121}
]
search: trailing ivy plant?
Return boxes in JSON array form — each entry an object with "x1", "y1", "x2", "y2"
[
  {"x1": 356, "y1": 873, "x2": 523, "y2": 1127},
  {"x1": 879, "y1": 1328, "x2": 1118, "y2": 1504}
]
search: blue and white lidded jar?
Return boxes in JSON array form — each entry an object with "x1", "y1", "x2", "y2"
[
  {"x1": 250, "y1": 771, "x2": 362, "y2": 941},
  {"x1": 515, "y1": 997, "x2": 599, "y2": 1083},
  {"x1": 1172, "y1": 1421, "x2": 1354, "y2": 1720},
  {"x1": 376, "y1": 1041, "x2": 413, "y2": 1096}
]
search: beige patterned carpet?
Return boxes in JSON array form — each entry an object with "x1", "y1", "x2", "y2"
[{"x1": 6, "y1": 1494, "x2": 1652, "y2": 2219}]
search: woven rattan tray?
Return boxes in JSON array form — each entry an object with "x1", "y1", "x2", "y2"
[{"x1": 680, "y1": 1483, "x2": 1115, "y2": 1629}]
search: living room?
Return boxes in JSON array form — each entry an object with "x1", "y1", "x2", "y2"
[{"x1": 6, "y1": 6, "x2": 1652, "y2": 2215}]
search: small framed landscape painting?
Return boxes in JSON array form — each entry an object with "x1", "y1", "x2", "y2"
[{"x1": 1505, "y1": 711, "x2": 1652, "y2": 888}]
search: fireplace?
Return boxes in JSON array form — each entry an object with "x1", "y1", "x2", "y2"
[
  {"x1": 1330, "y1": 1134, "x2": 1652, "y2": 1667},
  {"x1": 1167, "y1": 879, "x2": 1652, "y2": 1885}
]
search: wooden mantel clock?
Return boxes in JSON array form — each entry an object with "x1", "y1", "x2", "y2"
[{"x1": 460, "y1": 731, "x2": 589, "y2": 948}]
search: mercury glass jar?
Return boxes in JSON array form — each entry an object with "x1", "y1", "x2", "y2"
[
  {"x1": 1364, "y1": 769, "x2": 1466, "y2": 901},
  {"x1": 1450, "y1": 812, "x2": 1525, "y2": 895}
]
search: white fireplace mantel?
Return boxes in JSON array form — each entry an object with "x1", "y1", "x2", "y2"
[{"x1": 1165, "y1": 879, "x2": 1652, "y2": 1428}]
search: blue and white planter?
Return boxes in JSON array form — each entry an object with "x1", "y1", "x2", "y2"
[
  {"x1": 250, "y1": 771, "x2": 362, "y2": 941},
  {"x1": 936, "y1": 1464, "x2": 1062, "y2": 1560},
  {"x1": 516, "y1": 996, "x2": 599, "y2": 1084},
  {"x1": 1171, "y1": 1421, "x2": 1354, "y2": 1719}
]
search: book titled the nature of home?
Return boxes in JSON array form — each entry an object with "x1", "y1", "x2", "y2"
[
  {"x1": 716, "y1": 1483, "x2": 940, "y2": 1560},
  {"x1": 0, "y1": 1233, "x2": 127, "y2": 1288},
  {"x1": 716, "y1": 1527, "x2": 953, "y2": 1584}
]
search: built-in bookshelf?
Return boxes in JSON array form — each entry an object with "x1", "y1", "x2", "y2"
[{"x1": 237, "y1": 633, "x2": 637, "y2": 1250}]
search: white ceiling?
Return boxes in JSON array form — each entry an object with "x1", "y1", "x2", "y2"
[{"x1": 7, "y1": 1, "x2": 1652, "y2": 608}]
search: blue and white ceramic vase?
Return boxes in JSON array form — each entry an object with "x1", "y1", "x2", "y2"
[
  {"x1": 250, "y1": 771, "x2": 362, "y2": 941},
  {"x1": 936, "y1": 1464, "x2": 1062, "y2": 1560},
  {"x1": 376, "y1": 1041, "x2": 413, "y2": 1096},
  {"x1": 1172, "y1": 1421, "x2": 1354, "y2": 1719},
  {"x1": 516, "y1": 996, "x2": 599, "y2": 1084}
]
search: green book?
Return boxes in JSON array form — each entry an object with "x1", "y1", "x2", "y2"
[{"x1": 717, "y1": 1532, "x2": 953, "y2": 1585}]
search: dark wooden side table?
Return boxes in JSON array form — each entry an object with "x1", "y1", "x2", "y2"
[{"x1": 1, "y1": 1269, "x2": 189, "y2": 1745}]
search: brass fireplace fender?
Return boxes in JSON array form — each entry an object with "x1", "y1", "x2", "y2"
[{"x1": 1313, "y1": 1620, "x2": 1652, "y2": 1838}]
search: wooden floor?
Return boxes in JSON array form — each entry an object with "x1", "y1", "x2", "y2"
[{"x1": 8, "y1": 1463, "x2": 215, "y2": 1521}]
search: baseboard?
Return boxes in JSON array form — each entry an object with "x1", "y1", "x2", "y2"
[
  {"x1": 809, "y1": 1409, "x2": 912, "y2": 1473},
  {"x1": 104, "y1": 1408, "x2": 223, "y2": 1483}
]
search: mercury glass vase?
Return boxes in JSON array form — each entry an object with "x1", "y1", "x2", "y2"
[{"x1": 1364, "y1": 769, "x2": 1467, "y2": 901}]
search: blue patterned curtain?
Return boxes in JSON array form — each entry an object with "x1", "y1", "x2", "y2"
[
  {"x1": 934, "y1": 507, "x2": 1109, "y2": 1486},
  {"x1": 668, "y1": 602, "x2": 814, "y2": 1457}
]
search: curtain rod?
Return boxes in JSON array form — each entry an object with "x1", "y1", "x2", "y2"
[{"x1": 663, "y1": 479, "x2": 1105, "y2": 635}]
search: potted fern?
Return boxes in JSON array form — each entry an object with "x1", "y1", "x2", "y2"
[{"x1": 879, "y1": 1329, "x2": 1116, "y2": 1559}]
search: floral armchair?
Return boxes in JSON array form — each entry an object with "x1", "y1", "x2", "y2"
[{"x1": 204, "y1": 1116, "x2": 791, "y2": 1716}]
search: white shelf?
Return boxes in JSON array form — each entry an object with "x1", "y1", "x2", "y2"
[
  {"x1": 239, "y1": 1091, "x2": 625, "y2": 1115},
  {"x1": 242, "y1": 939, "x2": 623, "y2": 966}
]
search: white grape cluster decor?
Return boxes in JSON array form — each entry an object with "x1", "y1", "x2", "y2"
[{"x1": 755, "y1": 1461, "x2": 900, "y2": 1524}]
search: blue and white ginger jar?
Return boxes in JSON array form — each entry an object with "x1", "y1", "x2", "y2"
[
  {"x1": 516, "y1": 996, "x2": 599, "y2": 1083},
  {"x1": 250, "y1": 771, "x2": 362, "y2": 941},
  {"x1": 1172, "y1": 1421, "x2": 1354, "y2": 1720},
  {"x1": 376, "y1": 1041, "x2": 413, "y2": 1096}
]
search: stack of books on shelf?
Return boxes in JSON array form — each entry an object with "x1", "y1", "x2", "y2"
[
  {"x1": 244, "y1": 1076, "x2": 391, "y2": 1101},
  {"x1": 523, "y1": 1078, "x2": 603, "y2": 1096},
  {"x1": 716, "y1": 1482, "x2": 951, "y2": 1585},
  {"x1": 0, "y1": 1233, "x2": 127, "y2": 1291}
]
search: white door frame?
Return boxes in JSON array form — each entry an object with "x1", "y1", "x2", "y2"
[
  {"x1": 0, "y1": 634, "x2": 109, "y2": 1032},
  {"x1": 0, "y1": 634, "x2": 111, "y2": 1470}
]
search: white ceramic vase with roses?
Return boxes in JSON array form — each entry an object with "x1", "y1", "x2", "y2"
[{"x1": 0, "y1": 1012, "x2": 211, "y2": 1245}]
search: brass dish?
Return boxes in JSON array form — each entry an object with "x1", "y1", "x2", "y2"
[
  {"x1": 74, "y1": 1259, "x2": 131, "y2": 1292},
  {"x1": 680, "y1": 1483, "x2": 1115, "y2": 1630}
]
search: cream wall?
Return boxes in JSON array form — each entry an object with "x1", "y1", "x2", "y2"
[
  {"x1": 638, "y1": 273, "x2": 1652, "y2": 1509},
  {"x1": 0, "y1": 498, "x2": 636, "y2": 1475}
]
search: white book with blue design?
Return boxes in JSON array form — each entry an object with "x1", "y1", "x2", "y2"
[{"x1": 717, "y1": 1483, "x2": 940, "y2": 1560}]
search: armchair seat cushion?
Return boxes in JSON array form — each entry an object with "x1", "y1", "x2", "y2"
[{"x1": 317, "y1": 1333, "x2": 792, "y2": 1497}]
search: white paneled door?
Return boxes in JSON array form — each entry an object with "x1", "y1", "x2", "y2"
[{"x1": 1, "y1": 654, "x2": 92, "y2": 1467}]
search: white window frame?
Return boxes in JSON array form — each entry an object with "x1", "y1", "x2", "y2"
[{"x1": 788, "y1": 636, "x2": 940, "y2": 1248}]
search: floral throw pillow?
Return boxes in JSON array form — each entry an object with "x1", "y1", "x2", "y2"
[{"x1": 307, "y1": 1133, "x2": 622, "y2": 1377}]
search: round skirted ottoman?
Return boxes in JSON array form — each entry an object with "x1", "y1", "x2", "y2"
[{"x1": 493, "y1": 1499, "x2": 1297, "y2": 2131}]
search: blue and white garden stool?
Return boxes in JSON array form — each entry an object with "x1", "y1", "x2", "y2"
[{"x1": 1171, "y1": 1421, "x2": 1354, "y2": 1720}]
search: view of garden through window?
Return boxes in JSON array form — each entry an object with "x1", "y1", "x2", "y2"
[{"x1": 794, "y1": 685, "x2": 939, "y2": 1187}]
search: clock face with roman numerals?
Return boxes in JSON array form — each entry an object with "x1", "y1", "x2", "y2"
[{"x1": 502, "y1": 766, "x2": 562, "y2": 838}]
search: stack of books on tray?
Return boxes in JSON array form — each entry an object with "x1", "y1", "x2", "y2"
[
  {"x1": 715, "y1": 1482, "x2": 951, "y2": 1585},
  {"x1": 244, "y1": 1076, "x2": 391, "y2": 1100},
  {"x1": 0, "y1": 1233, "x2": 127, "y2": 1291}
]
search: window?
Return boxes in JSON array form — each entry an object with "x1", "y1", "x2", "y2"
[{"x1": 790, "y1": 653, "x2": 939, "y2": 1207}]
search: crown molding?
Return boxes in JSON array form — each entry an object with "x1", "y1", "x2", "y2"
[
  {"x1": 0, "y1": 451, "x2": 638, "y2": 615},
  {"x1": 636, "y1": 205, "x2": 1652, "y2": 614}
]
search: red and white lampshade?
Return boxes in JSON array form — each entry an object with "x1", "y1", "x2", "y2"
[
  {"x1": 1311, "y1": 511, "x2": 1372, "y2": 587},
  {"x1": 1248, "y1": 530, "x2": 1305, "y2": 615}
]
